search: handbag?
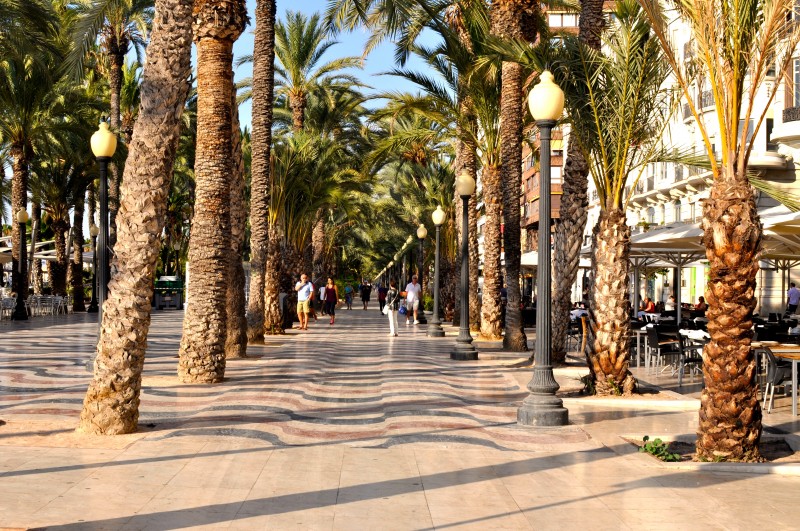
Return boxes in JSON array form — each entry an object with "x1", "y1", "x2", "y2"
[
  {"x1": 382, "y1": 305, "x2": 389, "y2": 315},
  {"x1": 398, "y1": 305, "x2": 407, "y2": 315}
]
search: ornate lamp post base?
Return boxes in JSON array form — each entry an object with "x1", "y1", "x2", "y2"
[
  {"x1": 450, "y1": 336, "x2": 478, "y2": 360},
  {"x1": 427, "y1": 322, "x2": 445, "y2": 337},
  {"x1": 517, "y1": 364, "x2": 569, "y2": 426}
]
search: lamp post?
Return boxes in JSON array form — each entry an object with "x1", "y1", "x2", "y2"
[
  {"x1": 517, "y1": 70, "x2": 568, "y2": 426},
  {"x1": 12, "y1": 209, "x2": 29, "y2": 320},
  {"x1": 451, "y1": 172, "x2": 478, "y2": 360},
  {"x1": 416, "y1": 224, "x2": 428, "y2": 325},
  {"x1": 428, "y1": 206, "x2": 446, "y2": 337},
  {"x1": 91, "y1": 121, "x2": 118, "y2": 329},
  {"x1": 87, "y1": 224, "x2": 100, "y2": 313}
]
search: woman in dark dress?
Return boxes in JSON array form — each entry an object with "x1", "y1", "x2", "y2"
[{"x1": 324, "y1": 277, "x2": 339, "y2": 325}]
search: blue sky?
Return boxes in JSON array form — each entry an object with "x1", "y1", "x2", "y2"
[{"x1": 233, "y1": 0, "x2": 435, "y2": 129}]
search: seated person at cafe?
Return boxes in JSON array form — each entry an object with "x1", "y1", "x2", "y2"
[
  {"x1": 664, "y1": 295, "x2": 676, "y2": 312},
  {"x1": 694, "y1": 296, "x2": 708, "y2": 312},
  {"x1": 636, "y1": 297, "x2": 656, "y2": 318}
]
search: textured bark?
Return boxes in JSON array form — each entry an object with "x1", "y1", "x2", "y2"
[
  {"x1": 263, "y1": 225, "x2": 284, "y2": 333},
  {"x1": 696, "y1": 177, "x2": 762, "y2": 462},
  {"x1": 108, "y1": 51, "x2": 124, "y2": 250},
  {"x1": 499, "y1": 60, "x2": 527, "y2": 351},
  {"x1": 31, "y1": 202, "x2": 42, "y2": 295},
  {"x1": 51, "y1": 220, "x2": 69, "y2": 296},
  {"x1": 480, "y1": 164, "x2": 503, "y2": 339},
  {"x1": 246, "y1": 0, "x2": 276, "y2": 343},
  {"x1": 551, "y1": 0, "x2": 602, "y2": 365},
  {"x1": 78, "y1": 0, "x2": 193, "y2": 435},
  {"x1": 492, "y1": 0, "x2": 536, "y2": 352},
  {"x1": 291, "y1": 91, "x2": 306, "y2": 131},
  {"x1": 72, "y1": 195, "x2": 86, "y2": 312},
  {"x1": 587, "y1": 208, "x2": 635, "y2": 396},
  {"x1": 178, "y1": 0, "x2": 246, "y2": 383},
  {"x1": 225, "y1": 86, "x2": 248, "y2": 359},
  {"x1": 312, "y1": 209, "x2": 325, "y2": 281},
  {"x1": 9, "y1": 143, "x2": 28, "y2": 301}
]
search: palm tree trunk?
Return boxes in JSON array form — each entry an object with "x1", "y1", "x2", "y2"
[
  {"x1": 108, "y1": 51, "x2": 124, "y2": 250},
  {"x1": 178, "y1": 0, "x2": 246, "y2": 384},
  {"x1": 499, "y1": 59, "x2": 527, "y2": 352},
  {"x1": 78, "y1": 0, "x2": 194, "y2": 435},
  {"x1": 587, "y1": 208, "x2": 635, "y2": 396},
  {"x1": 31, "y1": 202, "x2": 42, "y2": 295},
  {"x1": 552, "y1": 141, "x2": 590, "y2": 364},
  {"x1": 226, "y1": 86, "x2": 248, "y2": 359},
  {"x1": 246, "y1": 0, "x2": 277, "y2": 344},
  {"x1": 551, "y1": 0, "x2": 603, "y2": 365},
  {"x1": 72, "y1": 195, "x2": 86, "y2": 312},
  {"x1": 696, "y1": 177, "x2": 762, "y2": 461},
  {"x1": 51, "y1": 220, "x2": 69, "y2": 296},
  {"x1": 291, "y1": 92, "x2": 306, "y2": 131},
  {"x1": 480, "y1": 164, "x2": 503, "y2": 340},
  {"x1": 312, "y1": 209, "x2": 325, "y2": 280},
  {"x1": 9, "y1": 143, "x2": 28, "y2": 303},
  {"x1": 263, "y1": 224, "x2": 284, "y2": 333}
]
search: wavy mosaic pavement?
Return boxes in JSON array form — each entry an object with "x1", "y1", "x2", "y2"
[{"x1": 0, "y1": 310, "x2": 590, "y2": 451}]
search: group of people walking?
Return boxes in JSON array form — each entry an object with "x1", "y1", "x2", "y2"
[{"x1": 293, "y1": 273, "x2": 427, "y2": 337}]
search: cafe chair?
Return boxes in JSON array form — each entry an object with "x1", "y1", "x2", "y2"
[
  {"x1": 763, "y1": 348, "x2": 793, "y2": 414},
  {"x1": 645, "y1": 326, "x2": 679, "y2": 375},
  {"x1": 676, "y1": 335, "x2": 704, "y2": 386}
]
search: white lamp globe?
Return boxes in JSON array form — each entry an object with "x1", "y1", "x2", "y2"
[
  {"x1": 431, "y1": 205, "x2": 446, "y2": 226},
  {"x1": 455, "y1": 171, "x2": 476, "y2": 197},
  {"x1": 527, "y1": 70, "x2": 564, "y2": 122},
  {"x1": 417, "y1": 224, "x2": 428, "y2": 239}
]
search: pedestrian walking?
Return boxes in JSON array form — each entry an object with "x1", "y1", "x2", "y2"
[
  {"x1": 403, "y1": 275, "x2": 422, "y2": 324},
  {"x1": 788, "y1": 282, "x2": 800, "y2": 315},
  {"x1": 319, "y1": 283, "x2": 327, "y2": 315},
  {"x1": 377, "y1": 284, "x2": 388, "y2": 313},
  {"x1": 344, "y1": 284, "x2": 353, "y2": 310},
  {"x1": 386, "y1": 279, "x2": 400, "y2": 336},
  {"x1": 324, "y1": 277, "x2": 339, "y2": 325},
  {"x1": 360, "y1": 280, "x2": 372, "y2": 310},
  {"x1": 294, "y1": 273, "x2": 314, "y2": 330}
]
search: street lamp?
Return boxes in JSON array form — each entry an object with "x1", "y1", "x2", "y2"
[
  {"x1": 91, "y1": 120, "x2": 118, "y2": 328},
  {"x1": 451, "y1": 172, "x2": 478, "y2": 360},
  {"x1": 87, "y1": 224, "x2": 100, "y2": 313},
  {"x1": 12, "y1": 208, "x2": 29, "y2": 320},
  {"x1": 416, "y1": 224, "x2": 428, "y2": 325},
  {"x1": 517, "y1": 70, "x2": 568, "y2": 426},
  {"x1": 428, "y1": 206, "x2": 446, "y2": 337},
  {"x1": 172, "y1": 239, "x2": 182, "y2": 278}
]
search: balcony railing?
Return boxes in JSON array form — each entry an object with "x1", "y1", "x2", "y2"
[{"x1": 783, "y1": 106, "x2": 800, "y2": 123}]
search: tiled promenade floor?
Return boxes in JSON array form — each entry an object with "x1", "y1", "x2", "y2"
[{"x1": 2, "y1": 309, "x2": 800, "y2": 530}]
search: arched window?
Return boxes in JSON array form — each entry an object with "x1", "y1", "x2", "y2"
[
  {"x1": 674, "y1": 200, "x2": 682, "y2": 222},
  {"x1": 647, "y1": 207, "x2": 655, "y2": 224}
]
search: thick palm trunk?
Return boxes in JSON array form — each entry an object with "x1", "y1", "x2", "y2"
[
  {"x1": 291, "y1": 93, "x2": 306, "y2": 131},
  {"x1": 499, "y1": 59, "x2": 527, "y2": 352},
  {"x1": 480, "y1": 164, "x2": 503, "y2": 339},
  {"x1": 552, "y1": 141, "x2": 590, "y2": 363},
  {"x1": 9, "y1": 144, "x2": 28, "y2": 303},
  {"x1": 697, "y1": 177, "x2": 762, "y2": 461},
  {"x1": 72, "y1": 196, "x2": 86, "y2": 312},
  {"x1": 312, "y1": 209, "x2": 325, "y2": 280},
  {"x1": 78, "y1": 0, "x2": 194, "y2": 435},
  {"x1": 31, "y1": 202, "x2": 42, "y2": 294},
  {"x1": 551, "y1": 0, "x2": 602, "y2": 365},
  {"x1": 225, "y1": 86, "x2": 248, "y2": 359},
  {"x1": 246, "y1": 0, "x2": 276, "y2": 343},
  {"x1": 51, "y1": 220, "x2": 69, "y2": 296},
  {"x1": 588, "y1": 208, "x2": 635, "y2": 396},
  {"x1": 263, "y1": 225, "x2": 283, "y2": 333},
  {"x1": 178, "y1": 0, "x2": 246, "y2": 384},
  {"x1": 108, "y1": 51, "x2": 124, "y2": 249}
]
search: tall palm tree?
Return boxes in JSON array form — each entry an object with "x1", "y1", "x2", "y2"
[
  {"x1": 551, "y1": 0, "x2": 604, "y2": 365},
  {"x1": 639, "y1": 0, "x2": 800, "y2": 461},
  {"x1": 245, "y1": 0, "x2": 277, "y2": 342},
  {"x1": 490, "y1": 0, "x2": 541, "y2": 351},
  {"x1": 177, "y1": 0, "x2": 248, "y2": 384},
  {"x1": 79, "y1": 0, "x2": 194, "y2": 435},
  {"x1": 274, "y1": 10, "x2": 361, "y2": 131},
  {"x1": 69, "y1": 0, "x2": 155, "y2": 245}
]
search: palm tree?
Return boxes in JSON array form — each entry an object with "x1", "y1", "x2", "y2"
[
  {"x1": 489, "y1": 0, "x2": 541, "y2": 351},
  {"x1": 274, "y1": 10, "x2": 362, "y2": 131},
  {"x1": 69, "y1": 0, "x2": 155, "y2": 245},
  {"x1": 244, "y1": 0, "x2": 277, "y2": 342},
  {"x1": 120, "y1": 59, "x2": 142, "y2": 144},
  {"x1": 79, "y1": 0, "x2": 194, "y2": 435},
  {"x1": 177, "y1": 0, "x2": 248, "y2": 384},
  {"x1": 551, "y1": 0, "x2": 604, "y2": 365},
  {"x1": 639, "y1": 0, "x2": 800, "y2": 461}
]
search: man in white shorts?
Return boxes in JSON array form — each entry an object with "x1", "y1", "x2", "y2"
[{"x1": 404, "y1": 275, "x2": 422, "y2": 324}]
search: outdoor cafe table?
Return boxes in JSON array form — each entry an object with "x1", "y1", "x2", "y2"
[{"x1": 754, "y1": 344, "x2": 800, "y2": 416}]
